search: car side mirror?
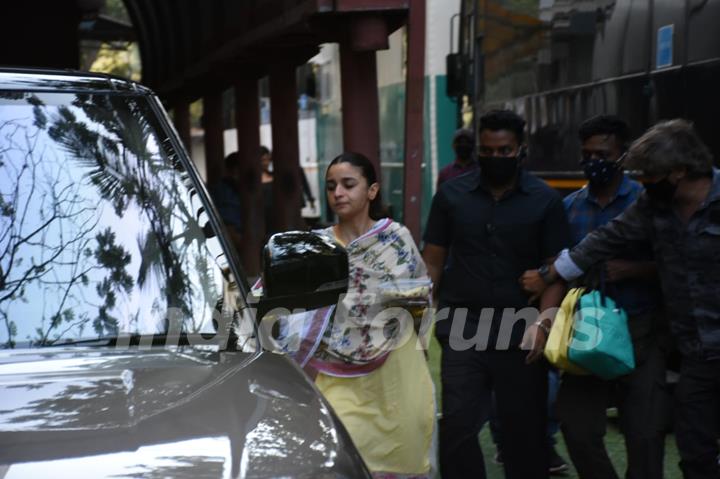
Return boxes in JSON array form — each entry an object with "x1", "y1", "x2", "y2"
[{"x1": 255, "y1": 231, "x2": 348, "y2": 319}]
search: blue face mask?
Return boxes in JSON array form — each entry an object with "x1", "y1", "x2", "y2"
[{"x1": 581, "y1": 158, "x2": 619, "y2": 186}]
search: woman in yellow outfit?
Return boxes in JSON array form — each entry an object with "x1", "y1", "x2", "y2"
[{"x1": 309, "y1": 152, "x2": 436, "y2": 478}]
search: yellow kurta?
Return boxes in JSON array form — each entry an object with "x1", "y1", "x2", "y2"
[{"x1": 315, "y1": 331, "x2": 435, "y2": 476}]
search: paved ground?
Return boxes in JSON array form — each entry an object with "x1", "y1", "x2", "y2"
[{"x1": 425, "y1": 338, "x2": 684, "y2": 478}]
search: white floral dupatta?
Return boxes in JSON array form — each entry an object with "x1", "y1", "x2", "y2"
[{"x1": 276, "y1": 219, "x2": 431, "y2": 377}]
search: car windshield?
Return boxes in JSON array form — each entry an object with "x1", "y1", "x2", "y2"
[{"x1": 0, "y1": 90, "x2": 241, "y2": 348}]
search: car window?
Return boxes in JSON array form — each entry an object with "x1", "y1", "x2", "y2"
[{"x1": 0, "y1": 91, "x2": 242, "y2": 348}]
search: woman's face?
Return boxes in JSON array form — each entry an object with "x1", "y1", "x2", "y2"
[{"x1": 326, "y1": 162, "x2": 378, "y2": 220}]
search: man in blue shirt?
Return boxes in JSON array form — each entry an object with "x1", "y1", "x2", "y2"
[{"x1": 540, "y1": 116, "x2": 668, "y2": 479}]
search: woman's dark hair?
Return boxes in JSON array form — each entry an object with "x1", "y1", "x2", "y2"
[
  {"x1": 327, "y1": 152, "x2": 383, "y2": 220},
  {"x1": 259, "y1": 145, "x2": 270, "y2": 156},
  {"x1": 578, "y1": 115, "x2": 631, "y2": 150},
  {"x1": 478, "y1": 109, "x2": 526, "y2": 144}
]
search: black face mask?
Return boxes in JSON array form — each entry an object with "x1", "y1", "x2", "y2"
[
  {"x1": 582, "y1": 158, "x2": 620, "y2": 187},
  {"x1": 479, "y1": 155, "x2": 520, "y2": 186},
  {"x1": 454, "y1": 144, "x2": 474, "y2": 162},
  {"x1": 642, "y1": 176, "x2": 678, "y2": 206}
]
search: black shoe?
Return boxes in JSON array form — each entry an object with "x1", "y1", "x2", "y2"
[{"x1": 548, "y1": 447, "x2": 569, "y2": 475}]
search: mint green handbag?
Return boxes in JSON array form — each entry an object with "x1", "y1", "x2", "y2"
[{"x1": 567, "y1": 282, "x2": 635, "y2": 380}]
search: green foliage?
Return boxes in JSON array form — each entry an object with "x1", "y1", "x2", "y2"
[
  {"x1": 103, "y1": 0, "x2": 131, "y2": 23},
  {"x1": 90, "y1": 43, "x2": 140, "y2": 81},
  {"x1": 86, "y1": 0, "x2": 140, "y2": 83},
  {"x1": 91, "y1": 229, "x2": 133, "y2": 337},
  {"x1": 94, "y1": 229, "x2": 133, "y2": 294}
]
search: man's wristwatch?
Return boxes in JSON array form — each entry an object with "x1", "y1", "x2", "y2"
[{"x1": 538, "y1": 264, "x2": 556, "y2": 284}]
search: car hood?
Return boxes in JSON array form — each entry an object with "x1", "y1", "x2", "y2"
[{"x1": 0, "y1": 347, "x2": 368, "y2": 478}]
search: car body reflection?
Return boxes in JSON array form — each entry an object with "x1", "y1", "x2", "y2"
[{"x1": 0, "y1": 346, "x2": 366, "y2": 478}]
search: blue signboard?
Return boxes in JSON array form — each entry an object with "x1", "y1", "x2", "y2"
[{"x1": 656, "y1": 24, "x2": 674, "y2": 69}]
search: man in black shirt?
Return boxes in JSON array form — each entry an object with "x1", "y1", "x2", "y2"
[{"x1": 423, "y1": 110, "x2": 570, "y2": 479}]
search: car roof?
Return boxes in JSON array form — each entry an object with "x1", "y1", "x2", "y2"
[{"x1": 0, "y1": 67, "x2": 150, "y2": 94}]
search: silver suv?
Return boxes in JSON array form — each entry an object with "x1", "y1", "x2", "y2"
[{"x1": 0, "y1": 68, "x2": 369, "y2": 478}]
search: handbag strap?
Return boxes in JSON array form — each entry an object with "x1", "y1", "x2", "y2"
[{"x1": 598, "y1": 265, "x2": 607, "y2": 308}]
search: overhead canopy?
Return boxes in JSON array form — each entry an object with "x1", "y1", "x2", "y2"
[
  {"x1": 123, "y1": 0, "x2": 410, "y2": 106},
  {"x1": 79, "y1": 15, "x2": 136, "y2": 43},
  {"x1": 0, "y1": 0, "x2": 426, "y2": 244},
  {"x1": 1, "y1": 0, "x2": 409, "y2": 105}
]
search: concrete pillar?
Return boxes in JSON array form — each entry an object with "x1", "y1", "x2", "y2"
[
  {"x1": 203, "y1": 91, "x2": 224, "y2": 185},
  {"x1": 269, "y1": 64, "x2": 303, "y2": 233},
  {"x1": 339, "y1": 45, "x2": 382, "y2": 180},
  {"x1": 234, "y1": 78, "x2": 263, "y2": 277}
]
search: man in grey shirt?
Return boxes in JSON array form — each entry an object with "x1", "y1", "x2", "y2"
[{"x1": 522, "y1": 119, "x2": 720, "y2": 479}]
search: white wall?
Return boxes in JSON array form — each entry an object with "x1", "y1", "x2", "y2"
[
  {"x1": 190, "y1": 129, "x2": 206, "y2": 181},
  {"x1": 427, "y1": 0, "x2": 458, "y2": 77},
  {"x1": 377, "y1": 28, "x2": 407, "y2": 88}
]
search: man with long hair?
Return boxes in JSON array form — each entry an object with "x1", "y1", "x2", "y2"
[{"x1": 523, "y1": 119, "x2": 720, "y2": 479}]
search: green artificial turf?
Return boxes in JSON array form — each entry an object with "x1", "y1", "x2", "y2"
[{"x1": 426, "y1": 337, "x2": 683, "y2": 478}]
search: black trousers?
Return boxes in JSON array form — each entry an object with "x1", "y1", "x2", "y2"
[
  {"x1": 675, "y1": 356, "x2": 720, "y2": 479},
  {"x1": 556, "y1": 340, "x2": 668, "y2": 479},
  {"x1": 438, "y1": 340, "x2": 549, "y2": 479}
]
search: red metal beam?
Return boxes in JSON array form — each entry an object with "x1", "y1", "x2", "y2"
[
  {"x1": 402, "y1": 0, "x2": 426, "y2": 242},
  {"x1": 269, "y1": 64, "x2": 304, "y2": 233},
  {"x1": 316, "y1": 0, "x2": 334, "y2": 12},
  {"x1": 333, "y1": 0, "x2": 409, "y2": 12},
  {"x1": 348, "y1": 15, "x2": 390, "y2": 51},
  {"x1": 235, "y1": 78, "x2": 264, "y2": 277},
  {"x1": 340, "y1": 44, "x2": 382, "y2": 182},
  {"x1": 173, "y1": 103, "x2": 192, "y2": 152},
  {"x1": 203, "y1": 91, "x2": 225, "y2": 185}
]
